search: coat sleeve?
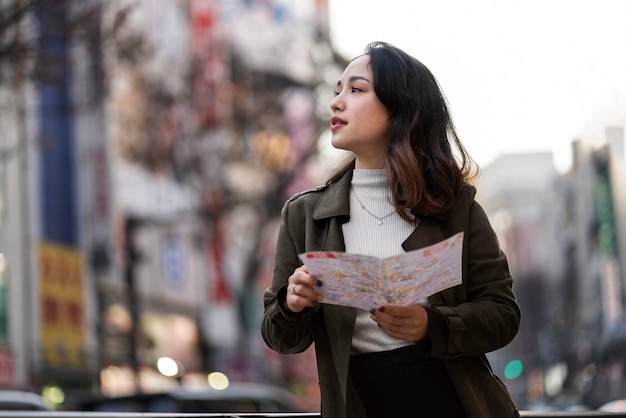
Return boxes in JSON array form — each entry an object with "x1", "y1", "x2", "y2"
[
  {"x1": 426, "y1": 192, "x2": 521, "y2": 358},
  {"x1": 261, "y1": 198, "x2": 320, "y2": 354}
]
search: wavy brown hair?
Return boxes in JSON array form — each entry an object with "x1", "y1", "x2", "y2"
[{"x1": 327, "y1": 41, "x2": 478, "y2": 220}]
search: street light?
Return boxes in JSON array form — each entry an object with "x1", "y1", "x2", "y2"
[
  {"x1": 157, "y1": 356, "x2": 185, "y2": 386},
  {"x1": 156, "y1": 357, "x2": 179, "y2": 377},
  {"x1": 207, "y1": 371, "x2": 229, "y2": 390},
  {"x1": 504, "y1": 359, "x2": 523, "y2": 380}
]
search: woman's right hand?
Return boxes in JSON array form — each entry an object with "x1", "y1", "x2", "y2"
[{"x1": 284, "y1": 266, "x2": 324, "y2": 313}]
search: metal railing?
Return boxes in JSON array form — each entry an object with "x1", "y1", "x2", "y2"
[{"x1": 0, "y1": 412, "x2": 625, "y2": 417}]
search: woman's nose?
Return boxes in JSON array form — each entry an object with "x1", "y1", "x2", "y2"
[{"x1": 330, "y1": 95, "x2": 343, "y2": 112}]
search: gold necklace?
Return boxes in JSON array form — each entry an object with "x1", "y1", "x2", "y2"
[{"x1": 352, "y1": 189, "x2": 396, "y2": 225}]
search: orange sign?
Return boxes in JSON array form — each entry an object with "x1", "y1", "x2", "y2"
[{"x1": 39, "y1": 243, "x2": 85, "y2": 369}]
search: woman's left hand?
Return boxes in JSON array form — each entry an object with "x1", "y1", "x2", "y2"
[{"x1": 370, "y1": 304, "x2": 429, "y2": 342}]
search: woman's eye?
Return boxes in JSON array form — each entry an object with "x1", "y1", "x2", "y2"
[{"x1": 334, "y1": 86, "x2": 362, "y2": 96}]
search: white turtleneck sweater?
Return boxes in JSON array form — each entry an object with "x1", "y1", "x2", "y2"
[{"x1": 343, "y1": 169, "x2": 418, "y2": 354}]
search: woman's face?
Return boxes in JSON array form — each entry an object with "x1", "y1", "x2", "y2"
[{"x1": 329, "y1": 55, "x2": 392, "y2": 169}]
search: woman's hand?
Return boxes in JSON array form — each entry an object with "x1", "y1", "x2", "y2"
[
  {"x1": 370, "y1": 304, "x2": 429, "y2": 342},
  {"x1": 284, "y1": 266, "x2": 324, "y2": 313}
]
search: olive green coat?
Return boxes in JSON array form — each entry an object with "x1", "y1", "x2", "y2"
[{"x1": 262, "y1": 169, "x2": 521, "y2": 418}]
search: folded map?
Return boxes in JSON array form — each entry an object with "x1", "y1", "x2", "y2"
[{"x1": 298, "y1": 232, "x2": 464, "y2": 311}]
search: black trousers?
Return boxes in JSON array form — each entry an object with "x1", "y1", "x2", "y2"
[{"x1": 349, "y1": 342, "x2": 468, "y2": 418}]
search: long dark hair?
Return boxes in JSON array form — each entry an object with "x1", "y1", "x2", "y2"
[{"x1": 327, "y1": 41, "x2": 478, "y2": 220}]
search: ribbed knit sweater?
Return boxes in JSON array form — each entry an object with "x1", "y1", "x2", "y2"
[{"x1": 343, "y1": 169, "x2": 418, "y2": 354}]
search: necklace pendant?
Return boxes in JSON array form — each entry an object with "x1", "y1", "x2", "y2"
[{"x1": 377, "y1": 219, "x2": 383, "y2": 225}]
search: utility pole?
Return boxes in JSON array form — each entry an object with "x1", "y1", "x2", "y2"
[
  {"x1": 124, "y1": 216, "x2": 142, "y2": 393},
  {"x1": 12, "y1": 0, "x2": 36, "y2": 386}
]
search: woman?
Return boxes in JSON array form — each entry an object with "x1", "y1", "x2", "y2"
[{"x1": 261, "y1": 42, "x2": 521, "y2": 418}]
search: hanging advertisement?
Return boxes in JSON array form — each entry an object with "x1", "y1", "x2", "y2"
[{"x1": 39, "y1": 242, "x2": 85, "y2": 369}]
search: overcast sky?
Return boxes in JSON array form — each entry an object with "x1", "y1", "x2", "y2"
[{"x1": 327, "y1": 0, "x2": 626, "y2": 172}]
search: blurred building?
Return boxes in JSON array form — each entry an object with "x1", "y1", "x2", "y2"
[
  {"x1": 559, "y1": 98, "x2": 625, "y2": 407},
  {"x1": 478, "y1": 152, "x2": 561, "y2": 406},
  {"x1": 478, "y1": 92, "x2": 626, "y2": 409},
  {"x1": 0, "y1": 0, "x2": 345, "y2": 410},
  {"x1": 0, "y1": 0, "x2": 102, "y2": 399}
]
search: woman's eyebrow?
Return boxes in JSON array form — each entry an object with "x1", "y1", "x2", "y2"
[{"x1": 336, "y1": 75, "x2": 370, "y2": 87}]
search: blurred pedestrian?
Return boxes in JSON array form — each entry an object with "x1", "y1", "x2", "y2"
[{"x1": 261, "y1": 41, "x2": 521, "y2": 418}]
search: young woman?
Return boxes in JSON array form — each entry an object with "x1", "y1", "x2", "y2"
[{"x1": 261, "y1": 42, "x2": 521, "y2": 418}]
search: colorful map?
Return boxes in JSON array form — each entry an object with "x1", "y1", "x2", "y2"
[{"x1": 298, "y1": 232, "x2": 464, "y2": 311}]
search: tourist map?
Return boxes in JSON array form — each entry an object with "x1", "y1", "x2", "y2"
[{"x1": 298, "y1": 232, "x2": 464, "y2": 311}]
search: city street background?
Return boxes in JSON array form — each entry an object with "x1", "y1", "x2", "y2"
[{"x1": 0, "y1": 0, "x2": 624, "y2": 413}]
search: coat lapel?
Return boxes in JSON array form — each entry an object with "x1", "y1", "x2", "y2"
[
  {"x1": 314, "y1": 170, "x2": 357, "y2": 396},
  {"x1": 313, "y1": 168, "x2": 352, "y2": 222}
]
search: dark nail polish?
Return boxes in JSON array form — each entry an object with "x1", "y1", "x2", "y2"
[{"x1": 316, "y1": 280, "x2": 323, "y2": 287}]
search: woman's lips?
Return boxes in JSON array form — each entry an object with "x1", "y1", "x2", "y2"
[{"x1": 330, "y1": 116, "x2": 346, "y2": 131}]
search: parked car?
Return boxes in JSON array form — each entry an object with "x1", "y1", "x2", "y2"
[
  {"x1": 0, "y1": 390, "x2": 54, "y2": 411},
  {"x1": 79, "y1": 382, "x2": 300, "y2": 413},
  {"x1": 599, "y1": 398, "x2": 626, "y2": 412}
]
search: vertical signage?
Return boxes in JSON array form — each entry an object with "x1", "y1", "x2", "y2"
[
  {"x1": 37, "y1": 0, "x2": 77, "y2": 247},
  {"x1": 39, "y1": 243, "x2": 85, "y2": 368}
]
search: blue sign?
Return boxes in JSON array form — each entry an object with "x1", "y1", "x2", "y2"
[{"x1": 162, "y1": 236, "x2": 186, "y2": 289}]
